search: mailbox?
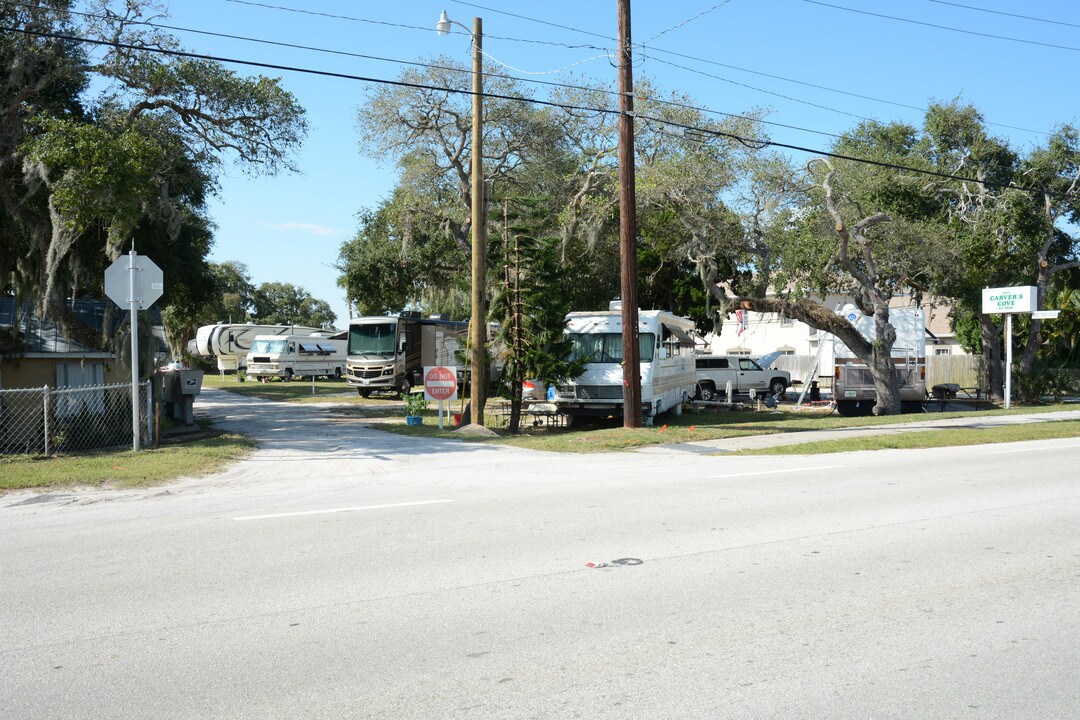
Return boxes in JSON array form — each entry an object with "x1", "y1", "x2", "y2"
[{"x1": 179, "y1": 370, "x2": 204, "y2": 395}]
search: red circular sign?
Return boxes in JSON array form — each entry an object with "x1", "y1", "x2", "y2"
[{"x1": 424, "y1": 366, "x2": 457, "y2": 401}]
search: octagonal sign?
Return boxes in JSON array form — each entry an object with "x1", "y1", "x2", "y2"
[{"x1": 105, "y1": 252, "x2": 164, "y2": 310}]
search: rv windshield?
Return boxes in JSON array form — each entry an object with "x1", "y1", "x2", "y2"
[
  {"x1": 249, "y1": 339, "x2": 286, "y2": 354},
  {"x1": 567, "y1": 333, "x2": 654, "y2": 363},
  {"x1": 348, "y1": 322, "x2": 397, "y2": 356}
]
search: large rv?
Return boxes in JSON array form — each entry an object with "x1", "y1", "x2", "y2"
[
  {"x1": 190, "y1": 323, "x2": 324, "y2": 372},
  {"x1": 245, "y1": 334, "x2": 346, "y2": 381},
  {"x1": 832, "y1": 306, "x2": 927, "y2": 415},
  {"x1": 345, "y1": 314, "x2": 469, "y2": 397},
  {"x1": 552, "y1": 306, "x2": 698, "y2": 424}
]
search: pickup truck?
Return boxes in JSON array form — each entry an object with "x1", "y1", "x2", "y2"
[{"x1": 694, "y1": 355, "x2": 791, "y2": 401}]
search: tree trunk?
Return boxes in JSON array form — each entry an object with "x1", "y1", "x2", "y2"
[
  {"x1": 979, "y1": 313, "x2": 1004, "y2": 401},
  {"x1": 869, "y1": 304, "x2": 901, "y2": 415}
]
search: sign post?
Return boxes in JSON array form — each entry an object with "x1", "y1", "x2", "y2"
[
  {"x1": 981, "y1": 286, "x2": 1037, "y2": 410},
  {"x1": 105, "y1": 249, "x2": 164, "y2": 451},
  {"x1": 424, "y1": 365, "x2": 458, "y2": 429}
]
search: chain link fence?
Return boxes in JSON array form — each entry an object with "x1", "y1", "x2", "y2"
[{"x1": 0, "y1": 381, "x2": 151, "y2": 456}]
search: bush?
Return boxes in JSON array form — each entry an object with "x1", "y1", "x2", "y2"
[{"x1": 402, "y1": 391, "x2": 428, "y2": 416}]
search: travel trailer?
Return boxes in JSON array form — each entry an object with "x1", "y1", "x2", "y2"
[
  {"x1": 552, "y1": 306, "x2": 698, "y2": 424},
  {"x1": 245, "y1": 334, "x2": 346, "y2": 381},
  {"x1": 832, "y1": 306, "x2": 927, "y2": 415},
  {"x1": 189, "y1": 323, "x2": 324, "y2": 372},
  {"x1": 345, "y1": 313, "x2": 470, "y2": 397}
]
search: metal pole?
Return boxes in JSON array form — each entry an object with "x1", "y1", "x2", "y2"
[
  {"x1": 469, "y1": 16, "x2": 487, "y2": 427},
  {"x1": 145, "y1": 380, "x2": 153, "y2": 447},
  {"x1": 43, "y1": 385, "x2": 50, "y2": 456},
  {"x1": 1004, "y1": 313, "x2": 1012, "y2": 410},
  {"x1": 128, "y1": 249, "x2": 141, "y2": 451},
  {"x1": 617, "y1": 0, "x2": 642, "y2": 428}
]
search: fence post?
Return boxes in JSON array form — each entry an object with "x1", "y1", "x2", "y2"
[
  {"x1": 42, "y1": 385, "x2": 50, "y2": 457},
  {"x1": 144, "y1": 380, "x2": 154, "y2": 448}
]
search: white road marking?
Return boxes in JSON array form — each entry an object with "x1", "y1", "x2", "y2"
[
  {"x1": 716, "y1": 465, "x2": 844, "y2": 479},
  {"x1": 233, "y1": 499, "x2": 453, "y2": 522},
  {"x1": 989, "y1": 443, "x2": 1080, "y2": 455}
]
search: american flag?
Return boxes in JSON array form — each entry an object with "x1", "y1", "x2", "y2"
[{"x1": 735, "y1": 309, "x2": 746, "y2": 336}]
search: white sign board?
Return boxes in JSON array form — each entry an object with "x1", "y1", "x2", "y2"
[
  {"x1": 1032, "y1": 310, "x2": 1060, "y2": 320},
  {"x1": 981, "y1": 286, "x2": 1037, "y2": 314},
  {"x1": 104, "y1": 253, "x2": 164, "y2": 310}
]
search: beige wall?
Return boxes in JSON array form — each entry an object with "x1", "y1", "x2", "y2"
[{"x1": 0, "y1": 355, "x2": 122, "y2": 390}]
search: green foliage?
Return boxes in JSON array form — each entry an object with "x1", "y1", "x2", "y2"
[
  {"x1": 252, "y1": 282, "x2": 337, "y2": 328},
  {"x1": 490, "y1": 223, "x2": 587, "y2": 405},
  {"x1": 1, "y1": 0, "x2": 307, "y2": 359},
  {"x1": 401, "y1": 391, "x2": 429, "y2": 416}
]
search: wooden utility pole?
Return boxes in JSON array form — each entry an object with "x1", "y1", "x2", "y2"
[
  {"x1": 617, "y1": 0, "x2": 642, "y2": 428},
  {"x1": 468, "y1": 16, "x2": 487, "y2": 427}
]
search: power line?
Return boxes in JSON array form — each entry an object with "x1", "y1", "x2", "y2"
[
  {"x1": 14, "y1": 0, "x2": 840, "y2": 142},
  {"x1": 804, "y1": 0, "x2": 1080, "y2": 53},
  {"x1": 927, "y1": 0, "x2": 1080, "y2": 31},
  {"x1": 0, "y1": 23, "x2": 1068, "y2": 200},
  {"x1": 644, "y1": 0, "x2": 735, "y2": 45},
  {"x1": 442, "y1": 0, "x2": 1050, "y2": 137}
]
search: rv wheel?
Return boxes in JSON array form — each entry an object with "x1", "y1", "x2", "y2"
[
  {"x1": 283, "y1": 369, "x2": 294, "y2": 382},
  {"x1": 400, "y1": 376, "x2": 413, "y2": 397},
  {"x1": 357, "y1": 388, "x2": 371, "y2": 398}
]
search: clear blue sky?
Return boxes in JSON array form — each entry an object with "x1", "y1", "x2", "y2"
[{"x1": 161, "y1": 1, "x2": 1078, "y2": 328}]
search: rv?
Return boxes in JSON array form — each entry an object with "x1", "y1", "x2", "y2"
[
  {"x1": 345, "y1": 314, "x2": 469, "y2": 397},
  {"x1": 189, "y1": 323, "x2": 324, "y2": 372},
  {"x1": 245, "y1": 334, "x2": 346, "y2": 381},
  {"x1": 552, "y1": 306, "x2": 698, "y2": 424},
  {"x1": 832, "y1": 306, "x2": 927, "y2": 415}
]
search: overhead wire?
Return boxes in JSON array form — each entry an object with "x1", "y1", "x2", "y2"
[
  {"x1": 6, "y1": 0, "x2": 843, "y2": 142},
  {"x1": 803, "y1": 0, "x2": 1080, "y2": 53},
  {"x1": 643, "y1": 0, "x2": 735, "y2": 45},
  {"x1": 2, "y1": 22, "x2": 1069, "y2": 201},
  {"x1": 442, "y1": 0, "x2": 1051, "y2": 137},
  {"x1": 927, "y1": 0, "x2": 1080, "y2": 30}
]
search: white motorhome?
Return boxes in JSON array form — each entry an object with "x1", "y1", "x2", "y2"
[
  {"x1": 832, "y1": 305, "x2": 927, "y2": 415},
  {"x1": 552, "y1": 306, "x2": 698, "y2": 424},
  {"x1": 245, "y1": 334, "x2": 346, "y2": 381},
  {"x1": 189, "y1": 323, "x2": 324, "y2": 372}
]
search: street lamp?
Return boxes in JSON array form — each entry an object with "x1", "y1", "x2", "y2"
[{"x1": 437, "y1": 10, "x2": 487, "y2": 427}]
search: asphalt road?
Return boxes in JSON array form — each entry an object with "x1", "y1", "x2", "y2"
[{"x1": 2, "y1": 391, "x2": 1079, "y2": 718}]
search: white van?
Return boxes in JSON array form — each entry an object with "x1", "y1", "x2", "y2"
[
  {"x1": 245, "y1": 334, "x2": 346, "y2": 381},
  {"x1": 552, "y1": 307, "x2": 698, "y2": 423}
]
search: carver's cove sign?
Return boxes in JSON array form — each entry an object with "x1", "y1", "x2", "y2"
[{"x1": 981, "y1": 285, "x2": 1037, "y2": 314}]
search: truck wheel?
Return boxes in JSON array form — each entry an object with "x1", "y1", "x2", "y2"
[
  {"x1": 696, "y1": 383, "x2": 714, "y2": 402},
  {"x1": 357, "y1": 388, "x2": 371, "y2": 398},
  {"x1": 770, "y1": 379, "x2": 787, "y2": 399}
]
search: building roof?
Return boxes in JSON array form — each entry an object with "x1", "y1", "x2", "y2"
[{"x1": 0, "y1": 298, "x2": 165, "y2": 358}]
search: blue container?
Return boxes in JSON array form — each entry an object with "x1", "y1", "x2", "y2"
[{"x1": 405, "y1": 416, "x2": 423, "y2": 426}]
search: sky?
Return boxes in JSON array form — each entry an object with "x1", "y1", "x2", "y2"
[{"x1": 158, "y1": 0, "x2": 1079, "y2": 329}]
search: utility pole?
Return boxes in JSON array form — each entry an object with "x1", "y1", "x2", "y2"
[
  {"x1": 617, "y1": 0, "x2": 642, "y2": 428},
  {"x1": 469, "y1": 15, "x2": 487, "y2": 426}
]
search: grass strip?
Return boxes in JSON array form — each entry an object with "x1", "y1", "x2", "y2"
[
  {"x1": 732, "y1": 419, "x2": 1080, "y2": 455},
  {"x1": 0, "y1": 433, "x2": 257, "y2": 492}
]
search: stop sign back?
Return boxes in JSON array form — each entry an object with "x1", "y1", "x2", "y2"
[{"x1": 424, "y1": 365, "x2": 458, "y2": 402}]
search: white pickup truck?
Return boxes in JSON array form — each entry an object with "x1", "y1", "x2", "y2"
[{"x1": 694, "y1": 355, "x2": 791, "y2": 401}]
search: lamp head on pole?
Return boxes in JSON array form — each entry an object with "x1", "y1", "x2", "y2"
[{"x1": 436, "y1": 10, "x2": 452, "y2": 35}]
